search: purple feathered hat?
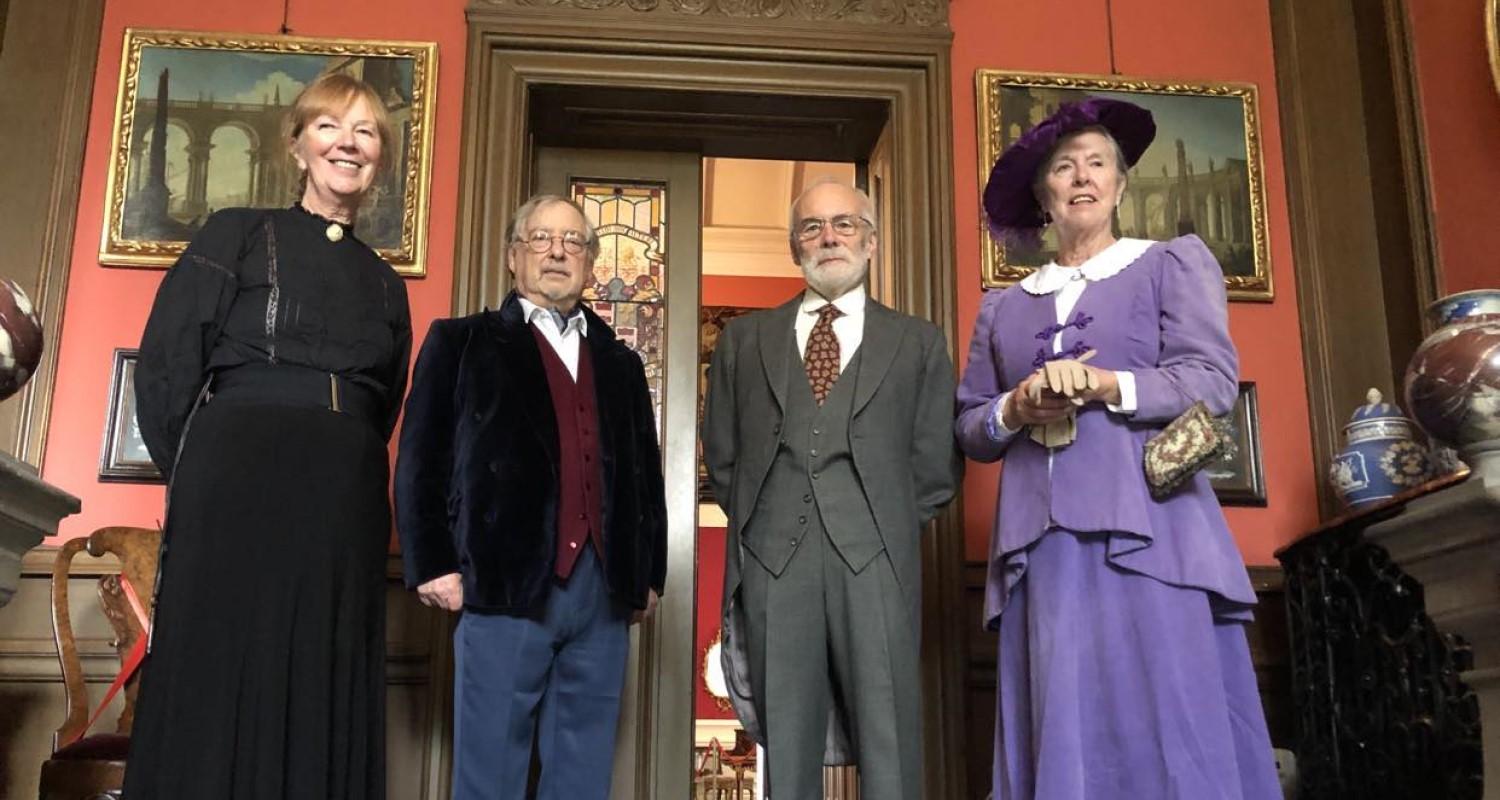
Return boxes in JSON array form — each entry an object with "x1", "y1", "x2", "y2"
[{"x1": 983, "y1": 97, "x2": 1156, "y2": 249}]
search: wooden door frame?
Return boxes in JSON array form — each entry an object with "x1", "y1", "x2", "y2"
[
  {"x1": 454, "y1": 5, "x2": 965, "y2": 798},
  {"x1": 1269, "y1": 0, "x2": 1441, "y2": 519}
]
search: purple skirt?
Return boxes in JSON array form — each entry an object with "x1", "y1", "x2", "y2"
[{"x1": 993, "y1": 528, "x2": 1280, "y2": 800}]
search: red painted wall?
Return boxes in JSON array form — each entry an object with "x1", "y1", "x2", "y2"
[
  {"x1": 949, "y1": 0, "x2": 1319, "y2": 566},
  {"x1": 695, "y1": 526, "x2": 734, "y2": 720},
  {"x1": 42, "y1": 2, "x2": 1320, "y2": 571},
  {"x1": 703, "y1": 275, "x2": 805, "y2": 308},
  {"x1": 1405, "y1": 0, "x2": 1500, "y2": 294},
  {"x1": 694, "y1": 277, "x2": 797, "y2": 718},
  {"x1": 40, "y1": 0, "x2": 468, "y2": 540}
]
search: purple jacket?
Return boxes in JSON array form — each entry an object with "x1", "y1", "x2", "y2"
[{"x1": 955, "y1": 235, "x2": 1257, "y2": 629}]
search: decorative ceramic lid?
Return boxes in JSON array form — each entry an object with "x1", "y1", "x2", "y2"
[
  {"x1": 1348, "y1": 388, "x2": 1400, "y2": 423},
  {"x1": 1344, "y1": 388, "x2": 1417, "y2": 444}
]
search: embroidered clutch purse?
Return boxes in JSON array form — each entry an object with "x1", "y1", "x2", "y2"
[{"x1": 1143, "y1": 401, "x2": 1227, "y2": 498}]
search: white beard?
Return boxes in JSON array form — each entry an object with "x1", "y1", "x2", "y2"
[{"x1": 800, "y1": 243, "x2": 870, "y2": 299}]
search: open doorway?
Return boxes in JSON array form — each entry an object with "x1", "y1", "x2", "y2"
[
  {"x1": 694, "y1": 158, "x2": 857, "y2": 798},
  {"x1": 453, "y1": 25, "x2": 964, "y2": 798}
]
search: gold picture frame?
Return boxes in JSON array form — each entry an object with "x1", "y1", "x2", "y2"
[
  {"x1": 99, "y1": 29, "x2": 438, "y2": 276},
  {"x1": 976, "y1": 70, "x2": 1273, "y2": 301},
  {"x1": 1488, "y1": 0, "x2": 1500, "y2": 98}
]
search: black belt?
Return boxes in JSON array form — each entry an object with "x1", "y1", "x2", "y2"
[{"x1": 209, "y1": 364, "x2": 384, "y2": 431}]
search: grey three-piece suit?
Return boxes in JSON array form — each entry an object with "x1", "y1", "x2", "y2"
[{"x1": 703, "y1": 293, "x2": 959, "y2": 799}]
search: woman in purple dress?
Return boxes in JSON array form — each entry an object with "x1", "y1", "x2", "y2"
[{"x1": 955, "y1": 98, "x2": 1281, "y2": 799}]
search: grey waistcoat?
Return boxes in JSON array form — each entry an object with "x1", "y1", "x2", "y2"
[{"x1": 741, "y1": 345, "x2": 882, "y2": 576}]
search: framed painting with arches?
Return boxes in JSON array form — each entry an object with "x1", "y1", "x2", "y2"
[
  {"x1": 975, "y1": 70, "x2": 1273, "y2": 301},
  {"x1": 98, "y1": 29, "x2": 437, "y2": 276}
]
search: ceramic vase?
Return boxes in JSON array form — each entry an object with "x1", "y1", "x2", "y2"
[
  {"x1": 0, "y1": 279, "x2": 42, "y2": 402},
  {"x1": 1329, "y1": 388, "x2": 1433, "y2": 509},
  {"x1": 1404, "y1": 289, "x2": 1500, "y2": 461}
]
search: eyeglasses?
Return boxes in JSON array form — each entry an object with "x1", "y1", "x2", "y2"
[
  {"x1": 795, "y1": 215, "x2": 874, "y2": 241},
  {"x1": 516, "y1": 229, "x2": 589, "y2": 255}
]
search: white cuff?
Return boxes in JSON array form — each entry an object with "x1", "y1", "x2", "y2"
[
  {"x1": 1106, "y1": 371, "x2": 1137, "y2": 415},
  {"x1": 988, "y1": 392, "x2": 1022, "y2": 439}
]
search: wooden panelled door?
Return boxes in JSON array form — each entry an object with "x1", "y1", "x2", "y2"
[{"x1": 534, "y1": 147, "x2": 703, "y2": 799}]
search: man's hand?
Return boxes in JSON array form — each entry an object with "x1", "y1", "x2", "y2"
[
  {"x1": 416, "y1": 572, "x2": 464, "y2": 612},
  {"x1": 631, "y1": 589, "x2": 660, "y2": 626}
]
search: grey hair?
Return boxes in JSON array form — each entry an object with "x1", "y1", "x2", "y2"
[
  {"x1": 786, "y1": 178, "x2": 876, "y2": 250},
  {"x1": 508, "y1": 194, "x2": 601, "y2": 261},
  {"x1": 1031, "y1": 125, "x2": 1130, "y2": 209}
]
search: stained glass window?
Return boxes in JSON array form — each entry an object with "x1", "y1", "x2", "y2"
[{"x1": 572, "y1": 181, "x2": 667, "y2": 432}]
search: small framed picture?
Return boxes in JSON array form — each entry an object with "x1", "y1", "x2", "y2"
[
  {"x1": 698, "y1": 305, "x2": 755, "y2": 502},
  {"x1": 99, "y1": 348, "x2": 163, "y2": 483},
  {"x1": 1209, "y1": 382, "x2": 1267, "y2": 506}
]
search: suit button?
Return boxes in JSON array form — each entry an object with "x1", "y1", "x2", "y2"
[
  {"x1": 812, "y1": 428, "x2": 821, "y2": 436},
  {"x1": 489, "y1": 461, "x2": 499, "y2": 474},
  {"x1": 811, "y1": 472, "x2": 819, "y2": 480},
  {"x1": 803, "y1": 494, "x2": 812, "y2": 503},
  {"x1": 578, "y1": 513, "x2": 587, "y2": 520},
  {"x1": 774, "y1": 424, "x2": 781, "y2": 434},
  {"x1": 798, "y1": 515, "x2": 807, "y2": 524},
  {"x1": 789, "y1": 538, "x2": 798, "y2": 547},
  {"x1": 569, "y1": 541, "x2": 578, "y2": 549},
  {"x1": 810, "y1": 449, "x2": 818, "y2": 456}
]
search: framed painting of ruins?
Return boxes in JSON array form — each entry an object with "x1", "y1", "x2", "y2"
[
  {"x1": 975, "y1": 70, "x2": 1273, "y2": 301},
  {"x1": 99, "y1": 29, "x2": 437, "y2": 276}
]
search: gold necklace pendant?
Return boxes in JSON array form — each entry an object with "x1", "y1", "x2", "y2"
[{"x1": 325, "y1": 223, "x2": 344, "y2": 242}]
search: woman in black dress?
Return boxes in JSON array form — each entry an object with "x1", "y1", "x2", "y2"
[{"x1": 124, "y1": 72, "x2": 411, "y2": 799}]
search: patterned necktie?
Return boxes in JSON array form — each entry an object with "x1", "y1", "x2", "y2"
[{"x1": 804, "y1": 304, "x2": 844, "y2": 405}]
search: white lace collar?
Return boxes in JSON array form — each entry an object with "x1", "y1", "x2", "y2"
[{"x1": 1019, "y1": 238, "x2": 1155, "y2": 295}]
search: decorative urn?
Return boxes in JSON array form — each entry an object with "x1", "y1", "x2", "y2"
[
  {"x1": 0, "y1": 278, "x2": 42, "y2": 401},
  {"x1": 1329, "y1": 388, "x2": 1434, "y2": 509},
  {"x1": 1404, "y1": 289, "x2": 1500, "y2": 461}
]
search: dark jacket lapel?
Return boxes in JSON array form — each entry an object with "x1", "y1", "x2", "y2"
[
  {"x1": 757, "y1": 296, "x2": 802, "y2": 413},
  {"x1": 488, "y1": 292, "x2": 560, "y2": 466},
  {"x1": 851, "y1": 299, "x2": 905, "y2": 417}
]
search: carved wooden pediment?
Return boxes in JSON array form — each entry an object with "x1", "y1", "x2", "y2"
[{"x1": 470, "y1": 0, "x2": 947, "y2": 29}]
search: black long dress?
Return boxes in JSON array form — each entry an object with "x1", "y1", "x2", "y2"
[{"x1": 124, "y1": 205, "x2": 411, "y2": 799}]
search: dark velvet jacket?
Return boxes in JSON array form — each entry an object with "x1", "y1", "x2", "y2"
[{"x1": 394, "y1": 292, "x2": 667, "y2": 612}]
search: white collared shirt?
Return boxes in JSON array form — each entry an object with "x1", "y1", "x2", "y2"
[
  {"x1": 794, "y1": 285, "x2": 866, "y2": 373},
  {"x1": 518, "y1": 296, "x2": 588, "y2": 380},
  {"x1": 991, "y1": 238, "x2": 1152, "y2": 436}
]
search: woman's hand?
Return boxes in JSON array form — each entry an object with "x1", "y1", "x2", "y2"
[
  {"x1": 1075, "y1": 365, "x2": 1121, "y2": 406},
  {"x1": 1003, "y1": 363, "x2": 1123, "y2": 428},
  {"x1": 1003, "y1": 372, "x2": 1078, "y2": 428}
]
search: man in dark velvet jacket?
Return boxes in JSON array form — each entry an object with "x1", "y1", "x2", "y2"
[{"x1": 394, "y1": 194, "x2": 667, "y2": 800}]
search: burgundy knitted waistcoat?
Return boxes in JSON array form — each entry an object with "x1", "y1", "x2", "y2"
[{"x1": 532, "y1": 326, "x2": 604, "y2": 580}]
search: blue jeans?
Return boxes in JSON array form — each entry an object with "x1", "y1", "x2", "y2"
[{"x1": 451, "y1": 547, "x2": 629, "y2": 800}]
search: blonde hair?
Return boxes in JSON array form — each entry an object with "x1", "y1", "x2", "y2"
[{"x1": 285, "y1": 72, "x2": 395, "y2": 195}]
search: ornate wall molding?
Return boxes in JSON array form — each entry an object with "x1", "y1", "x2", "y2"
[{"x1": 470, "y1": 0, "x2": 946, "y2": 29}]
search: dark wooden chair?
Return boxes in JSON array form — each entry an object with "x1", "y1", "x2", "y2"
[{"x1": 39, "y1": 526, "x2": 160, "y2": 800}]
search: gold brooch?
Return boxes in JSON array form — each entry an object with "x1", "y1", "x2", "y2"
[{"x1": 326, "y1": 223, "x2": 344, "y2": 242}]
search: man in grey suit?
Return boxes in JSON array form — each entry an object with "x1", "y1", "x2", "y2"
[{"x1": 703, "y1": 179, "x2": 959, "y2": 799}]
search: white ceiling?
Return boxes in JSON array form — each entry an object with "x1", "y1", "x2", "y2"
[{"x1": 701, "y1": 157, "x2": 855, "y2": 278}]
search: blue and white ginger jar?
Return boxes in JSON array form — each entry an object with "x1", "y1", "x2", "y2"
[{"x1": 1329, "y1": 388, "x2": 1434, "y2": 509}]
